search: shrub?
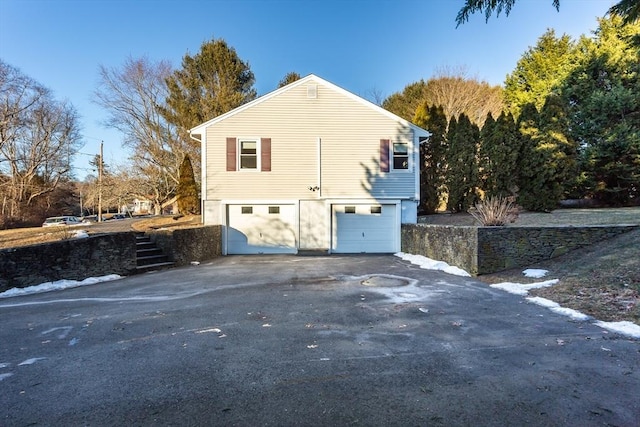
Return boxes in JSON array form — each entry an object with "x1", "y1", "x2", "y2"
[{"x1": 469, "y1": 196, "x2": 520, "y2": 226}]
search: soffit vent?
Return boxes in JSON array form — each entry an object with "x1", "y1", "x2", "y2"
[{"x1": 307, "y1": 84, "x2": 317, "y2": 99}]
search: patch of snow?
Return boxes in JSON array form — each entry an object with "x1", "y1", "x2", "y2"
[
  {"x1": 18, "y1": 357, "x2": 46, "y2": 366},
  {"x1": 395, "y1": 252, "x2": 471, "y2": 277},
  {"x1": 196, "y1": 328, "x2": 222, "y2": 334},
  {"x1": 490, "y1": 280, "x2": 559, "y2": 296},
  {"x1": 523, "y1": 268, "x2": 548, "y2": 278},
  {"x1": 526, "y1": 297, "x2": 590, "y2": 321},
  {"x1": 73, "y1": 230, "x2": 89, "y2": 239},
  {"x1": 0, "y1": 274, "x2": 122, "y2": 299},
  {"x1": 594, "y1": 321, "x2": 640, "y2": 339},
  {"x1": 0, "y1": 373, "x2": 13, "y2": 381},
  {"x1": 0, "y1": 362, "x2": 10, "y2": 368}
]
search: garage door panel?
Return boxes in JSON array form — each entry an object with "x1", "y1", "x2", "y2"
[
  {"x1": 331, "y1": 204, "x2": 396, "y2": 253},
  {"x1": 227, "y1": 205, "x2": 297, "y2": 254}
]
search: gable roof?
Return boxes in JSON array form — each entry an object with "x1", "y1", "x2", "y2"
[{"x1": 190, "y1": 74, "x2": 429, "y2": 136}]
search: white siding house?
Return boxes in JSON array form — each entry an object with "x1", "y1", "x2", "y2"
[{"x1": 190, "y1": 74, "x2": 429, "y2": 255}]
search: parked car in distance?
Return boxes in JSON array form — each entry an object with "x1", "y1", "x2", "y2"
[
  {"x1": 81, "y1": 215, "x2": 98, "y2": 224},
  {"x1": 42, "y1": 216, "x2": 82, "y2": 227},
  {"x1": 104, "y1": 213, "x2": 127, "y2": 221}
]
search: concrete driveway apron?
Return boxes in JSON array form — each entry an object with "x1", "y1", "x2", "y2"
[{"x1": 0, "y1": 255, "x2": 638, "y2": 426}]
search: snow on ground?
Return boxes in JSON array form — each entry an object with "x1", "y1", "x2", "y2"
[
  {"x1": 2, "y1": 253, "x2": 638, "y2": 339},
  {"x1": 594, "y1": 321, "x2": 640, "y2": 339},
  {"x1": 395, "y1": 252, "x2": 471, "y2": 277},
  {"x1": 526, "y1": 296, "x2": 590, "y2": 321},
  {"x1": 490, "y1": 280, "x2": 559, "y2": 296},
  {"x1": 491, "y1": 270, "x2": 640, "y2": 339},
  {"x1": 523, "y1": 268, "x2": 548, "y2": 278},
  {"x1": 0, "y1": 275, "x2": 121, "y2": 298},
  {"x1": 73, "y1": 230, "x2": 89, "y2": 239}
]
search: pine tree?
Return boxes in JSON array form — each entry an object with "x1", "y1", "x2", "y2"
[
  {"x1": 519, "y1": 96, "x2": 575, "y2": 211},
  {"x1": 561, "y1": 16, "x2": 640, "y2": 205},
  {"x1": 278, "y1": 72, "x2": 302, "y2": 88},
  {"x1": 413, "y1": 104, "x2": 447, "y2": 213},
  {"x1": 162, "y1": 38, "x2": 256, "y2": 152},
  {"x1": 504, "y1": 29, "x2": 576, "y2": 116},
  {"x1": 177, "y1": 155, "x2": 199, "y2": 215},
  {"x1": 480, "y1": 111, "x2": 521, "y2": 198},
  {"x1": 445, "y1": 114, "x2": 479, "y2": 212}
]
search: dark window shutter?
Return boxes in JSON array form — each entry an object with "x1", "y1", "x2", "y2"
[
  {"x1": 261, "y1": 138, "x2": 271, "y2": 172},
  {"x1": 380, "y1": 139, "x2": 390, "y2": 173},
  {"x1": 226, "y1": 137, "x2": 236, "y2": 171}
]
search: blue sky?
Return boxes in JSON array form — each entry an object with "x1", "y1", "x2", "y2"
[{"x1": 0, "y1": 0, "x2": 613, "y2": 179}]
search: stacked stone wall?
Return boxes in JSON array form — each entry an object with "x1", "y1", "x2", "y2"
[
  {"x1": 0, "y1": 232, "x2": 137, "y2": 292},
  {"x1": 148, "y1": 225, "x2": 222, "y2": 266},
  {"x1": 401, "y1": 224, "x2": 638, "y2": 276}
]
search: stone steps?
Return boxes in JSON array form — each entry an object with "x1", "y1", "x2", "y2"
[{"x1": 135, "y1": 234, "x2": 174, "y2": 272}]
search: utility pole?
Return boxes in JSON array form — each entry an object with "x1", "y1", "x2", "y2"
[{"x1": 98, "y1": 141, "x2": 103, "y2": 222}]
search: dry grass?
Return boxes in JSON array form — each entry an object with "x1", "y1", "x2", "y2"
[
  {"x1": 479, "y1": 228, "x2": 640, "y2": 324},
  {"x1": 0, "y1": 225, "x2": 74, "y2": 249},
  {"x1": 0, "y1": 215, "x2": 201, "y2": 250},
  {"x1": 130, "y1": 215, "x2": 201, "y2": 231},
  {"x1": 468, "y1": 196, "x2": 519, "y2": 226}
]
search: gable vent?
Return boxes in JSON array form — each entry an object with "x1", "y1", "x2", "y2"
[{"x1": 307, "y1": 84, "x2": 317, "y2": 99}]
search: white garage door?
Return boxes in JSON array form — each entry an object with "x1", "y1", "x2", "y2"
[
  {"x1": 331, "y1": 204, "x2": 397, "y2": 253},
  {"x1": 227, "y1": 204, "x2": 297, "y2": 254}
]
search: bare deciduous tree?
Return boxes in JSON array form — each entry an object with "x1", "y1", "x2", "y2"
[
  {"x1": 0, "y1": 60, "x2": 81, "y2": 221},
  {"x1": 383, "y1": 66, "x2": 504, "y2": 128},
  {"x1": 93, "y1": 56, "x2": 191, "y2": 215}
]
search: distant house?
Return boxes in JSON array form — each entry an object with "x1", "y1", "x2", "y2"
[
  {"x1": 132, "y1": 198, "x2": 152, "y2": 214},
  {"x1": 190, "y1": 74, "x2": 429, "y2": 255}
]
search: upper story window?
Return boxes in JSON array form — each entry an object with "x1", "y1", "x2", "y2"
[
  {"x1": 393, "y1": 142, "x2": 409, "y2": 170},
  {"x1": 227, "y1": 137, "x2": 271, "y2": 172},
  {"x1": 240, "y1": 139, "x2": 258, "y2": 169}
]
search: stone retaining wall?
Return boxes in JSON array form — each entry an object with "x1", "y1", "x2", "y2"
[
  {"x1": 0, "y1": 225, "x2": 223, "y2": 293},
  {"x1": 0, "y1": 232, "x2": 137, "y2": 292},
  {"x1": 148, "y1": 225, "x2": 222, "y2": 266},
  {"x1": 402, "y1": 224, "x2": 638, "y2": 276}
]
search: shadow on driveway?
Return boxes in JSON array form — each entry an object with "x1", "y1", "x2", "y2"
[{"x1": 1, "y1": 255, "x2": 638, "y2": 426}]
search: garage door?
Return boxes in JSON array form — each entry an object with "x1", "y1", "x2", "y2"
[
  {"x1": 331, "y1": 204, "x2": 397, "y2": 253},
  {"x1": 227, "y1": 204, "x2": 297, "y2": 254}
]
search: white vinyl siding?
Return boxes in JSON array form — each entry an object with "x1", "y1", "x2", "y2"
[{"x1": 203, "y1": 82, "x2": 416, "y2": 201}]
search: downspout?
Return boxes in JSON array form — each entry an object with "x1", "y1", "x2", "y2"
[
  {"x1": 317, "y1": 137, "x2": 322, "y2": 198},
  {"x1": 189, "y1": 131, "x2": 205, "y2": 219}
]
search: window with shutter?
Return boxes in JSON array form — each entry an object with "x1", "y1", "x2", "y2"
[
  {"x1": 261, "y1": 138, "x2": 271, "y2": 171},
  {"x1": 226, "y1": 137, "x2": 237, "y2": 171},
  {"x1": 380, "y1": 139, "x2": 390, "y2": 173}
]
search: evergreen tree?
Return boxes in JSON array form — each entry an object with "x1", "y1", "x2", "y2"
[
  {"x1": 504, "y1": 29, "x2": 576, "y2": 116},
  {"x1": 162, "y1": 38, "x2": 256, "y2": 152},
  {"x1": 561, "y1": 16, "x2": 640, "y2": 205},
  {"x1": 445, "y1": 114, "x2": 479, "y2": 212},
  {"x1": 538, "y1": 94, "x2": 578, "y2": 200},
  {"x1": 177, "y1": 155, "x2": 199, "y2": 214},
  {"x1": 382, "y1": 80, "x2": 428, "y2": 122},
  {"x1": 278, "y1": 72, "x2": 302, "y2": 88},
  {"x1": 456, "y1": 0, "x2": 638, "y2": 27},
  {"x1": 516, "y1": 102, "x2": 571, "y2": 211},
  {"x1": 413, "y1": 104, "x2": 447, "y2": 213},
  {"x1": 480, "y1": 112, "x2": 522, "y2": 198}
]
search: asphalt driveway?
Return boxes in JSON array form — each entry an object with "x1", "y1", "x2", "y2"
[{"x1": 0, "y1": 255, "x2": 638, "y2": 426}]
